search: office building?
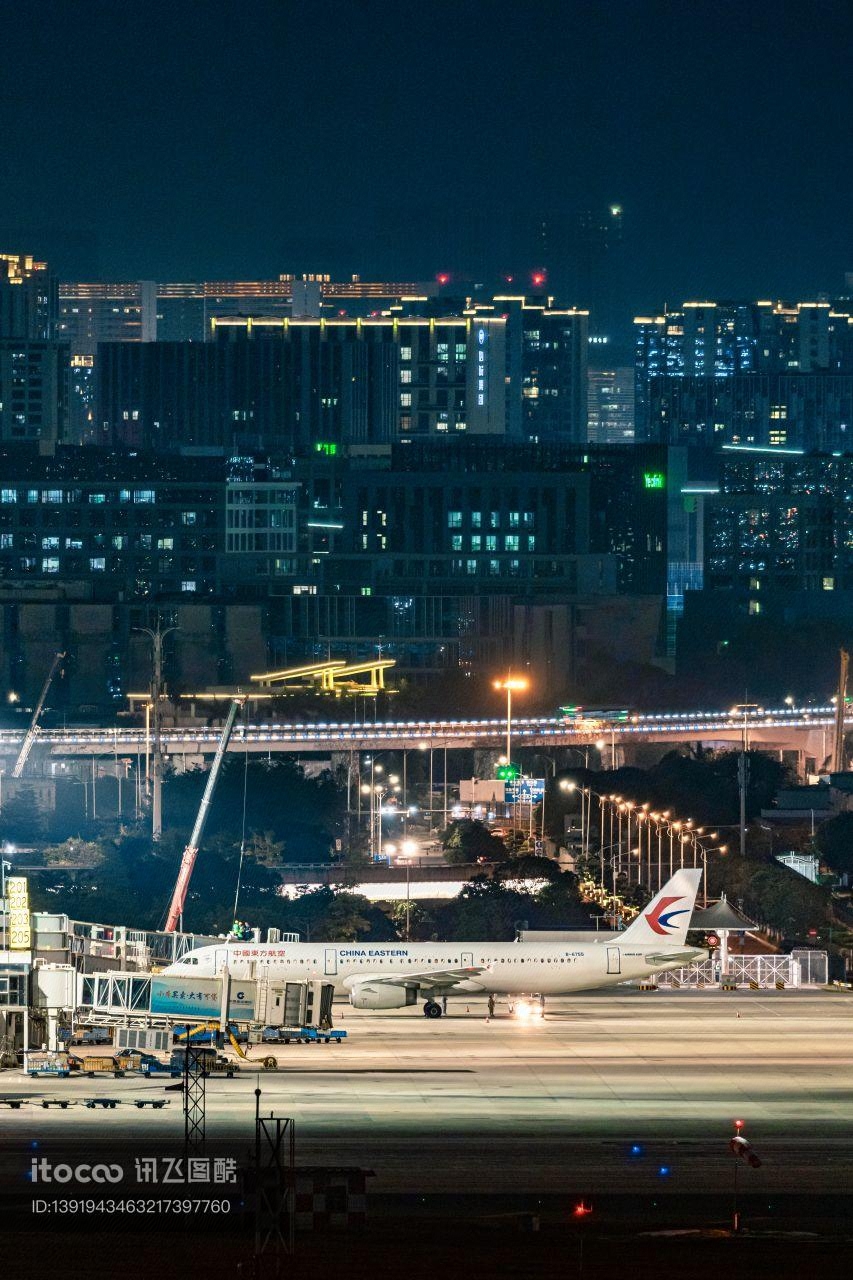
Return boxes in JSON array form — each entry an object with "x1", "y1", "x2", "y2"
[
  {"x1": 635, "y1": 299, "x2": 853, "y2": 442},
  {"x1": 587, "y1": 364, "x2": 635, "y2": 443},
  {"x1": 96, "y1": 315, "x2": 508, "y2": 453},
  {"x1": 0, "y1": 440, "x2": 686, "y2": 710},
  {"x1": 679, "y1": 448, "x2": 853, "y2": 672},
  {"x1": 644, "y1": 371, "x2": 853, "y2": 451},
  {"x1": 703, "y1": 450, "x2": 853, "y2": 597},
  {"x1": 0, "y1": 449, "x2": 298, "y2": 603},
  {"x1": 0, "y1": 340, "x2": 68, "y2": 445}
]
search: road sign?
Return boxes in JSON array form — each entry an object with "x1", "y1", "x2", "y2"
[{"x1": 506, "y1": 777, "x2": 545, "y2": 804}]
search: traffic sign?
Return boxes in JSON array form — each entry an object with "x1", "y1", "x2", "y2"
[{"x1": 506, "y1": 777, "x2": 546, "y2": 804}]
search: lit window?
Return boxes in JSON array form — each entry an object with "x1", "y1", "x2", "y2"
[
  {"x1": 448, "y1": 512, "x2": 463, "y2": 528},
  {"x1": 400, "y1": 347, "x2": 412, "y2": 361},
  {"x1": 133, "y1": 489, "x2": 156, "y2": 504},
  {"x1": 181, "y1": 580, "x2": 197, "y2": 592},
  {"x1": 400, "y1": 392, "x2": 412, "y2": 407},
  {"x1": 182, "y1": 512, "x2": 197, "y2": 525},
  {"x1": 505, "y1": 535, "x2": 519, "y2": 551},
  {"x1": 41, "y1": 537, "x2": 59, "y2": 551},
  {"x1": 451, "y1": 535, "x2": 463, "y2": 551},
  {"x1": 88, "y1": 493, "x2": 106, "y2": 505},
  {"x1": 822, "y1": 576, "x2": 835, "y2": 590},
  {"x1": 400, "y1": 369, "x2": 412, "y2": 384},
  {"x1": 89, "y1": 557, "x2": 106, "y2": 572},
  {"x1": 42, "y1": 557, "x2": 60, "y2": 574},
  {"x1": 0, "y1": 490, "x2": 16, "y2": 504}
]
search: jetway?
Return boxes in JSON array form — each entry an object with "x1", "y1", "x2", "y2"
[{"x1": 76, "y1": 970, "x2": 334, "y2": 1031}]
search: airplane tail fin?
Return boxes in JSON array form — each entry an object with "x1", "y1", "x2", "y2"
[{"x1": 619, "y1": 868, "x2": 702, "y2": 946}]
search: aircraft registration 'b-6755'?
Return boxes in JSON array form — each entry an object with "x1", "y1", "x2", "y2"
[{"x1": 164, "y1": 869, "x2": 704, "y2": 1018}]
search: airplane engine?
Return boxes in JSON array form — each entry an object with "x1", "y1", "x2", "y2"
[{"x1": 348, "y1": 981, "x2": 417, "y2": 1010}]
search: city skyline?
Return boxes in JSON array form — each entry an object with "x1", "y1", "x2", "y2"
[{"x1": 2, "y1": 1, "x2": 852, "y2": 332}]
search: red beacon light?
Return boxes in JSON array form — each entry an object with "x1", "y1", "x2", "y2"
[
  {"x1": 437, "y1": 272, "x2": 450, "y2": 286},
  {"x1": 573, "y1": 1201, "x2": 593, "y2": 1217},
  {"x1": 734, "y1": 1119, "x2": 745, "y2": 1131},
  {"x1": 531, "y1": 270, "x2": 547, "y2": 287}
]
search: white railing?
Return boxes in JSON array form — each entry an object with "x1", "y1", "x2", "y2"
[{"x1": 655, "y1": 952, "x2": 827, "y2": 988}]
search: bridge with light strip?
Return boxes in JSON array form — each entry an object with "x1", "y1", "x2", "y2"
[{"x1": 0, "y1": 706, "x2": 837, "y2": 762}]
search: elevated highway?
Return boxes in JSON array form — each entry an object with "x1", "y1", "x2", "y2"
[{"x1": 0, "y1": 705, "x2": 836, "y2": 762}]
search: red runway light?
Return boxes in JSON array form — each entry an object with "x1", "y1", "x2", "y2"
[{"x1": 573, "y1": 1202, "x2": 593, "y2": 1217}]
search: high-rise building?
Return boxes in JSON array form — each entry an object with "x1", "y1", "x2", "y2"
[
  {"x1": 0, "y1": 341, "x2": 68, "y2": 445},
  {"x1": 95, "y1": 315, "x2": 508, "y2": 453},
  {"x1": 635, "y1": 299, "x2": 853, "y2": 444},
  {"x1": 494, "y1": 297, "x2": 589, "y2": 443},
  {"x1": 0, "y1": 253, "x2": 56, "y2": 340},
  {"x1": 587, "y1": 363, "x2": 635, "y2": 443},
  {"x1": 58, "y1": 275, "x2": 437, "y2": 352}
]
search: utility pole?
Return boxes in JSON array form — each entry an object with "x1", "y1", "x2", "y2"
[
  {"x1": 135, "y1": 623, "x2": 177, "y2": 840},
  {"x1": 738, "y1": 732, "x2": 748, "y2": 857},
  {"x1": 833, "y1": 648, "x2": 849, "y2": 773}
]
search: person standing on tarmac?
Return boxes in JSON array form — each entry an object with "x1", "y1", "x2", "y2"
[{"x1": 487, "y1": 994, "x2": 495, "y2": 1018}]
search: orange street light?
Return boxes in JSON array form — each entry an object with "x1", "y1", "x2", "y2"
[{"x1": 493, "y1": 674, "x2": 529, "y2": 765}]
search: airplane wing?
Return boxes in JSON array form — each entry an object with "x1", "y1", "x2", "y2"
[{"x1": 358, "y1": 966, "x2": 489, "y2": 992}]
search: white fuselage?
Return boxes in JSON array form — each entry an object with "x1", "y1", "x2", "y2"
[{"x1": 164, "y1": 938, "x2": 702, "y2": 997}]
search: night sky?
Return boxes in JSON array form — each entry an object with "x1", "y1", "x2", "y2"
[{"x1": 2, "y1": 0, "x2": 851, "y2": 329}]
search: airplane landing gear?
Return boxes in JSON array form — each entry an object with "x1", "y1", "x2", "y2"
[{"x1": 423, "y1": 1000, "x2": 443, "y2": 1019}]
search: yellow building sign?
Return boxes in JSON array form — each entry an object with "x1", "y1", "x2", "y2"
[{"x1": 6, "y1": 876, "x2": 31, "y2": 950}]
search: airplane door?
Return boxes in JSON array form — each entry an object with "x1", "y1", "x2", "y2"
[
  {"x1": 606, "y1": 947, "x2": 621, "y2": 975},
  {"x1": 461, "y1": 951, "x2": 474, "y2": 968},
  {"x1": 214, "y1": 949, "x2": 229, "y2": 973},
  {"x1": 324, "y1": 948, "x2": 338, "y2": 976}
]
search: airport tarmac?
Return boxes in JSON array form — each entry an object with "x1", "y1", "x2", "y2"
[{"x1": 3, "y1": 989, "x2": 852, "y2": 1195}]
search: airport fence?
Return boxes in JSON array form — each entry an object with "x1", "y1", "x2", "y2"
[{"x1": 655, "y1": 952, "x2": 828, "y2": 988}]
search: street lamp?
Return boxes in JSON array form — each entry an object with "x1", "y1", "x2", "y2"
[{"x1": 493, "y1": 675, "x2": 529, "y2": 770}]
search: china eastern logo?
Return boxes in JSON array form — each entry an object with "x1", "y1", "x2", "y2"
[{"x1": 644, "y1": 896, "x2": 689, "y2": 935}]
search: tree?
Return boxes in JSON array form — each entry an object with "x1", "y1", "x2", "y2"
[
  {"x1": 0, "y1": 785, "x2": 46, "y2": 842},
  {"x1": 814, "y1": 813, "x2": 853, "y2": 877},
  {"x1": 495, "y1": 854, "x2": 563, "y2": 883},
  {"x1": 247, "y1": 831, "x2": 286, "y2": 866},
  {"x1": 440, "y1": 819, "x2": 506, "y2": 865}
]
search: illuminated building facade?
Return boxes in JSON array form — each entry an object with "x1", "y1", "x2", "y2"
[
  {"x1": 96, "y1": 315, "x2": 508, "y2": 452},
  {"x1": 636, "y1": 300, "x2": 853, "y2": 445}
]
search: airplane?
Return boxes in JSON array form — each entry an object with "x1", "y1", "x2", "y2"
[{"x1": 163, "y1": 868, "x2": 704, "y2": 1018}]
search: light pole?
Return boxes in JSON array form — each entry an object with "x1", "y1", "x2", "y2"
[
  {"x1": 401, "y1": 838, "x2": 417, "y2": 939},
  {"x1": 135, "y1": 622, "x2": 177, "y2": 840},
  {"x1": 493, "y1": 675, "x2": 529, "y2": 771},
  {"x1": 730, "y1": 703, "x2": 759, "y2": 858}
]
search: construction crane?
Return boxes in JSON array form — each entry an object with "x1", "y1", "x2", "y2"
[
  {"x1": 833, "y1": 648, "x2": 849, "y2": 773},
  {"x1": 11, "y1": 651, "x2": 65, "y2": 778},
  {"x1": 164, "y1": 697, "x2": 242, "y2": 933}
]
